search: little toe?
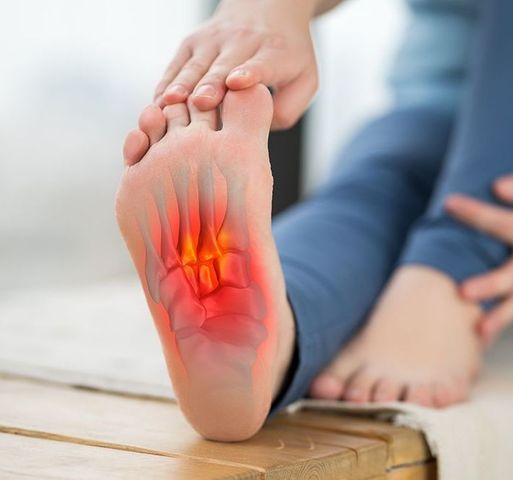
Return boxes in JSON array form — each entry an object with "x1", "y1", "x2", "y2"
[
  {"x1": 404, "y1": 384, "x2": 434, "y2": 407},
  {"x1": 163, "y1": 103, "x2": 190, "y2": 130},
  {"x1": 138, "y1": 105, "x2": 166, "y2": 145},
  {"x1": 123, "y1": 129, "x2": 149, "y2": 166},
  {"x1": 344, "y1": 371, "x2": 376, "y2": 403},
  {"x1": 372, "y1": 378, "x2": 403, "y2": 403},
  {"x1": 309, "y1": 373, "x2": 345, "y2": 400}
]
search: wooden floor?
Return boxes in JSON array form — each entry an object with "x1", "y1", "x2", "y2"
[{"x1": 0, "y1": 374, "x2": 436, "y2": 479}]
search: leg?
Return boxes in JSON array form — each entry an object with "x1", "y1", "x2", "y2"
[
  {"x1": 400, "y1": 0, "x2": 513, "y2": 278},
  {"x1": 271, "y1": 107, "x2": 452, "y2": 410},
  {"x1": 320, "y1": 0, "x2": 513, "y2": 408}
]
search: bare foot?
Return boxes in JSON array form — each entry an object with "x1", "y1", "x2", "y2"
[
  {"x1": 309, "y1": 266, "x2": 482, "y2": 408},
  {"x1": 116, "y1": 85, "x2": 295, "y2": 441}
]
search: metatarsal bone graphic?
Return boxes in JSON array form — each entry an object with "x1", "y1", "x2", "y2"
[
  {"x1": 172, "y1": 166, "x2": 198, "y2": 265},
  {"x1": 215, "y1": 251, "x2": 250, "y2": 288},
  {"x1": 155, "y1": 188, "x2": 180, "y2": 270},
  {"x1": 159, "y1": 267, "x2": 205, "y2": 331},
  {"x1": 139, "y1": 213, "x2": 167, "y2": 304},
  {"x1": 202, "y1": 283, "x2": 266, "y2": 320},
  {"x1": 197, "y1": 162, "x2": 222, "y2": 261},
  {"x1": 198, "y1": 263, "x2": 218, "y2": 296},
  {"x1": 216, "y1": 179, "x2": 248, "y2": 252},
  {"x1": 202, "y1": 314, "x2": 267, "y2": 347}
]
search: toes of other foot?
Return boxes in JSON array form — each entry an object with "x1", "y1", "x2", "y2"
[
  {"x1": 372, "y1": 379, "x2": 404, "y2": 403},
  {"x1": 433, "y1": 379, "x2": 469, "y2": 408},
  {"x1": 405, "y1": 384, "x2": 434, "y2": 407},
  {"x1": 344, "y1": 372, "x2": 376, "y2": 403},
  {"x1": 309, "y1": 374, "x2": 345, "y2": 400}
]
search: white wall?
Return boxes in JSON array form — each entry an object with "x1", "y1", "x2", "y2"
[
  {"x1": 0, "y1": 0, "x2": 406, "y2": 291},
  {"x1": 0, "y1": 1, "x2": 202, "y2": 290},
  {"x1": 304, "y1": 0, "x2": 407, "y2": 193}
]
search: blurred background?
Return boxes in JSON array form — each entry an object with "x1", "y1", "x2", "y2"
[{"x1": 0, "y1": 0, "x2": 405, "y2": 390}]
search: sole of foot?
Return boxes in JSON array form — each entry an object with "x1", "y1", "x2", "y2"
[
  {"x1": 116, "y1": 85, "x2": 294, "y2": 441},
  {"x1": 309, "y1": 265, "x2": 482, "y2": 408}
]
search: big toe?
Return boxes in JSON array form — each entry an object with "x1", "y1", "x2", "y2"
[
  {"x1": 309, "y1": 373, "x2": 345, "y2": 400},
  {"x1": 221, "y1": 84, "x2": 273, "y2": 139},
  {"x1": 123, "y1": 129, "x2": 149, "y2": 166}
]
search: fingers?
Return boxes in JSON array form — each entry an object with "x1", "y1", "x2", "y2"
[
  {"x1": 445, "y1": 194, "x2": 513, "y2": 244},
  {"x1": 271, "y1": 70, "x2": 318, "y2": 130},
  {"x1": 162, "y1": 46, "x2": 219, "y2": 105},
  {"x1": 226, "y1": 39, "x2": 297, "y2": 90},
  {"x1": 461, "y1": 259, "x2": 513, "y2": 301},
  {"x1": 494, "y1": 175, "x2": 513, "y2": 202},
  {"x1": 191, "y1": 43, "x2": 259, "y2": 111},
  {"x1": 154, "y1": 43, "x2": 192, "y2": 103},
  {"x1": 477, "y1": 297, "x2": 513, "y2": 346}
]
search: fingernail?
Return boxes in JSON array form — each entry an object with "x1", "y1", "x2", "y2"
[
  {"x1": 194, "y1": 84, "x2": 216, "y2": 98},
  {"x1": 166, "y1": 84, "x2": 188, "y2": 97},
  {"x1": 228, "y1": 68, "x2": 248, "y2": 78}
]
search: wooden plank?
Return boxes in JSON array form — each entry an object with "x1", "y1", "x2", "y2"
[
  {"x1": 388, "y1": 461, "x2": 437, "y2": 480},
  {"x1": 0, "y1": 432, "x2": 257, "y2": 480},
  {"x1": 0, "y1": 377, "x2": 392, "y2": 480},
  {"x1": 273, "y1": 409, "x2": 432, "y2": 468}
]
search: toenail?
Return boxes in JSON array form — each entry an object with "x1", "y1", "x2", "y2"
[
  {"x1": 194, "y1": 84, "x2": 216, "y2": 98},
  {"x1": 166, "y1": 84, "x2": 188, "y2": 97}
]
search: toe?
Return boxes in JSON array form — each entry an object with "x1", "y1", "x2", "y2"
[
  {"x1": 188, "y1": 96, "x2": 217, "y2": 130},
  {"x1": 405, "y1": 384, "x2": 434, "y2": 407},
  {"x1": 344, "y1": 371, "x2": 376, "y2": 403},
  {"x1": 433, "y1": 379, "x2": 469, "y2": 407},
  {"x1": 138, "y1": 105, "x2": 166, "y2": 145},
  {"x1": 372, "y1": 378, "x2": 403, "y2": 403},
  {"x1": 123, "y1": 129, "x2": 149, "y2": 166},
  {"x1": 220, "y1": 84, "x2": 273, "y2": 139},
  {"x1": 309, "y1": 373, "x2": 345, "y2": 400},
  {"x1": 163, "y1": 103, "x2": 190, "y2": 130},
  {"x1": 433, "y1": 382, "x2": 455, "y2": 408}
]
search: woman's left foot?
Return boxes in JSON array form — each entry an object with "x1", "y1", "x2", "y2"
[{"x1": 309, "y1": 266, "x2": 482, "y2": 407}]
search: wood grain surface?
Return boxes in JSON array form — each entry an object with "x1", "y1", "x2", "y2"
[{"x1": 0, "y1": 374, "x2": 435, "y2": 479}]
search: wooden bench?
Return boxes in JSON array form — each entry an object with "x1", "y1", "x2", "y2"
[{"x1": 0, "y1": 373, "x2": 436, "y2": 479}]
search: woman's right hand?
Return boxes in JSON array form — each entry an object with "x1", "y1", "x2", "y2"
[{"x1": 153, "y1": 0, "x2": 319, "y2": 130}]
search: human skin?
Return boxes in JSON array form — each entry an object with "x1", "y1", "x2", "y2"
[
  {"x1": 154, "y1": 0, "x2": 344, "y2": 131},
  {"x1": 446, "y1": 175, "x2": 513, "y2": 347},
  {"x1": 117, "y1": 85, "x2": 295, "y2": 441}
]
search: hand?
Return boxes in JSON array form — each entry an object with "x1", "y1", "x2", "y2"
[
  {"x1": 445, "y1": 175, "x2": 513, "y2": 347},
  {"x1": 153, "y1": 0, "x2": 319, "y2": 130}
]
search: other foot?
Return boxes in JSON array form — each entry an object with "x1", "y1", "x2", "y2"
[
  {"x1": 310, "y1": 266, "x2": 482, "y2": 408},
  {"x1": 116, "y1": 85, "x2": 294, "y2": 441}
]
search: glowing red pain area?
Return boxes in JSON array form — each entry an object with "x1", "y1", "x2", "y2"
[{"x1": 139, "y1": 161, "x2": 268, "y2": 358}]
